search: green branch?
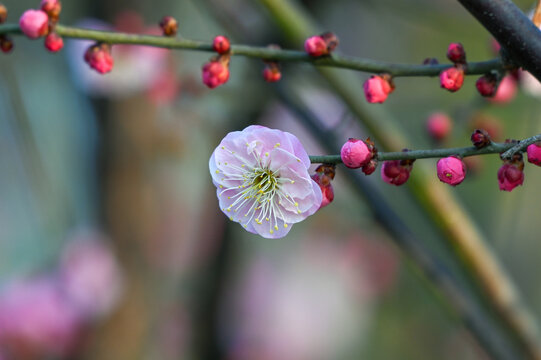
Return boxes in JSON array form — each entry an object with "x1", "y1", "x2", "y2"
[
  {"x1": 308, "y1": 137, "x2": 538, "y2": 164},
  {"x1": 0, "y1": 23, "x2": 505, "y2": 77}
]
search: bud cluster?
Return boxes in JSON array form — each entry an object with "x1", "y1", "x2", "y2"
[{"x1": 311, "y1": 164, "x2": 336, "y2": 208}]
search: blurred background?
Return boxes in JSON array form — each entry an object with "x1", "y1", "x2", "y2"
[{"x1": 0, "y1": 0, "x2": 540, "y2": 359}]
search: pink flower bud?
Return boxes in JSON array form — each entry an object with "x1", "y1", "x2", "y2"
[
  {"x1": 381, "y1": 160, "x2": 413, "y2": 186},
  {"x1": 475, "y1": 74, "x2": 498, "y2": 97},
  {"x1": 159, "y1": 16, "x2": 178, "y2": 37},
  {"x1": 437, "y1": 156, "x2": 466, "y2": 186},
  {"x1": 426, "y1": 112, "x2": 452, "y2": 141},
  {"x1": 363, "y1": 75, "x2": 393, "y2": 104},
  {"x1": 497, "y1": 163, "x2": 523, "y2": 192},
  {"x1": 19, "y1": 9, "x2": 49, "y2": 39},
  {"x1": 340, "y1": 138, "x2": 371, "y2": 169},
  {"x1": 446, "y1": 42, "x2": 466, "y2": 64},
  {"x1": 304, "y1": 35, "x2": 328, "y2": 57},
  {"x1": 488, "y1": 75, "x2": 517, "y2": 104},
  {"x1": 471, "y1": 129, "x2": 491, "y2": 148},
  {"x1": 362, "y1": 159, "x2": 378, "y2": 175},
  {"x1": 202, "y1": 59, "x2": 230, "y2": 88},
  {"x1": 213, "y1": 35, "x2": 230, "y2": 54},
  {"x1": 440, "y1": 66, "x2": 464, "y2": 92},
  {"x1": 40, "y1": 0, "x2": 61, "y2": 21},
  {"x1": 262, "y1": 65, "x2": 281, "y2": 82},
  {"x1": 84, "y1": 43, "x2": 114, "y2": 74},
  {"x1": 527, "y1": 143, "x2": 541, "y2": 166},
  {"x1": 44, "y1": 32, "x2": 63, "y2": 52},
  {"x1": 311, "y1": 173, "x2": 334, "y2": 208},
  {"x1": 0, "y1": 35, "x2": 13, "y2": 53}
]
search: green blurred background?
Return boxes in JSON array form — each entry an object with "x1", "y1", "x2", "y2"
[{"x1": 1, "y1": 0, "x2": 540, "y2": 359}]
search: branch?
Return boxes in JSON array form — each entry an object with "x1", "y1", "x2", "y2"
[
  {"x1": 457, "y1": 0, "x2": 541, "y2": 81},
  {"x1": 308, "y1": 137, "x2": 539, "y2": 164},
  {"x1": 0, "y1": 23, "x2": 504, "y2": 77}
]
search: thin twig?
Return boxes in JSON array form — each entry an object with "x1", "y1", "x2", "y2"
[
  {"x1": 309, "y1": 136, "x2": 541, "y2": 164},
  {"x1": 0, "y1": 23, "x2": 504, "y2": 77}
]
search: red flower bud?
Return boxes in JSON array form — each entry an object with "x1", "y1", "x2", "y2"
[
  {"x1": 0, "y1": 35, "x2": 13, "y2": 53},
  {"x1": 446, "y1": 42, "x2": 466, "y2": 64},
  {"x1": 381, "y1": 159, "x2": 413, "y2": 186},
  {"x1": 84, "y1": 43, "x2": 114, "y2": 74},
  {"x1": 527, "y1": 142, "x2": 541, "y2": 166},
  {"x1": 44, "y1": 32, "x2": 63, "y2": 52},
  {"x1": 262, "y1": 64, "x2": 281, "y2": 82},
  {"x1": 471, "y1": 129, "x2": 491, "y2": 148},
  {"x1": 475, "y1": 74, "x2": 498, "y2": 97},
  {"x1": 19, "y1": 9, "x2": 49, "y2": 39},
  {"x1": 0, "y1": 4, "x2": 7, "y2": 24},
  {"x1": 202, "y1": 58, "x2": 230, "y2": 89},
  {"x1": 440, "y1": 66, "x2": 464, "y2": 92},
  {"x1": 497, "y1": 162, "x2": 523, "y2": 192},
  {"x1": 212, "y1": 35, "x2": 230, "y2": 54},
  {"x1": 437, "y1": 156, "x2": 466, "y2": 186},
  {"x1": 426, "y1": 112, "x2": 452, "y2": 141},
  {"x1": 40, "y1": 0, "x2": 61, "y2": 22},
  {"x1": 159, "y1": 16, "x2": 178, "y2": 37},
  {"x1": 363, "y1": 74, "x2": 394, "y2": 104},
  {"x1": 340, "y1": 138, "x2": 372, "y2": 169}
]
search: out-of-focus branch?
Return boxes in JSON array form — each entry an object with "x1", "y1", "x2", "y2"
[{"x1": 456, "y1": 0, "x2": 541, "y2": 81}]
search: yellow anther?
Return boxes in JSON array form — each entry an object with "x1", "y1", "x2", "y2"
[
  {"x1": 219, "y1": 185, "x2": 223, "y2": 188},
  {"x1": 224, "y1": 162, "x2": 228, "y2": 165},
  {"x1": 215, "y1": 170, "x2": 220, "y2": 174},
  {"x1": 229, "y1": 216, "x2": 233, "y2": 220},
  {"x1": 294, "y1": 202, "x2": 299, "y2": 207},
  {"x1": 266, "y1": 218, "x2": 270, "y2": 221},
  {"x1": 297, "y1": 210, "x2": 301, "y2": 214},
  {"x1": 275, "y1": 143, "x2": 280, "y2": 147},
  {"x1": 274, "y1": 225, "x2": 278, "y2": 230},
  {"x1": 291, "y1": 180, "x2": 295, "y2": 184},
  {"x1": 284, "y1": 224, "x2": 288, "y2": 228},
  {"x1": 265, "y1": 152, "x2": 269, "y2": 156},
  {"x1": 227, "y1": 208, "x2": 231, "y2": 212},
  {"x1": 270, "y1": 229, "x2": 274, "y2": 234},
  {"x1": 241, "y1": 164, "x2": 245, "y2": 167},
  {"x1": 221, "y1": 146, "x2": 225, "y2": 149},
  {"x1": 297, "y1": 159, "x2": 301, "y2": 162},
  {"x1": 227, "y1": 196, "x2": 231, "y2": 199}
]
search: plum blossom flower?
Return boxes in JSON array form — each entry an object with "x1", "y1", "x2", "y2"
[{"x1": 209, "y1": 125, "x2": 322, "y2": 238}]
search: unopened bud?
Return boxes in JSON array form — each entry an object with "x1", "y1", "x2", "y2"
[
  {"x1": 471, "y1": 129, "x2": 491, "y2": 148},
  {"x1": 212, "y1": 35, "x2": 230, "y2": 54},
  {"x1": 447, "y1": 42, "x2": 466, "y2": 64},
  {"x1": 159, "y1": 16, "x2": 178, "y2": 37}
]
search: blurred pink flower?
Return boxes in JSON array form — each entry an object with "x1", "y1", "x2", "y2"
[
  {"x1": 59, "y1": 232, "x2": 123, "y2": 319},
  {"x1": 223, "y1": 238, "x2": 377, "y2": 360},
  {"x1": 67, "y1": 16, "x2": 175, "y2": 101},
  {"x1": 0, "y1": 277, "x2": 81, "y2": 359},
  {"x1": 209, "y1": 125, "x2": 322, "y2": 238}
]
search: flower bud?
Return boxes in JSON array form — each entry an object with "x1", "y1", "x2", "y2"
[
  {"x1": 437, "y1": 156, "x2": 466, "y2": 186},
  {"x1": 19, "y1": 9, "x2": 49, "y2": 39},
  {"x1": 426, "y1": 112, "x2": 452, "y2": 141},
  {"x1": 262, "y1": 64, "x2": 281, "y2": 82},
  {"x1": 304, "y1": 35, "x2": 328, "y2": 57},
  {"x1": 527, "y1": 142, "x2": 541, "y2": 166},
  {"x1": 202, "y1": 57, "x2": 230, "y2": 89},
  {"x1": 497, "y1": 162, "x2": 523, "y2": 192},
  {"x1": 320, "y1": 32, "x2": 339, "y2": 52},
  {"x1": 363, "y1": 74, "x2": 394, "y2": 104},
  {"x1": 423, "y1": 57, "x2": 439, "y2": 65},
  {"x1": 440, "y1": 66, "x2": 464, "y2": 92},
  {"x1": 471, "y1": 129, "x2": 491, "y2": 148},
  {"x1": 84, "y1": 43, "x2": 114, "y2": 74},
  {"x1": 488, "y1": 75, "x2": 517, "y2": 104},
  {"x1": 44, "y1": 31, "x2": 63, "y2": 52},
  {"x1": 340, "y1": 138, "x2": 372, "y2": 169},
  {"x1": 0, "y1": 4, "x2": 7, "y2": 24},
  {"x1": 381, "y1": 159, "x2": 413, "y2": 186},
  {"x1": 40, "y1": 0, "x2": 61, "y2": 22},
  {"x1": 159, "y1": 16, "x2": 178, "y2": 37},
  {"x1": 475, "y1": 73, "x2": 498, "y2": 97},
  {"x1": 446, "y1": 42, "x2": 466, "y2": 64},
  {"x1": 0, "y1": 35, "x2": 13, "y2": 53},
  {"x1": 311, "y1": 164, "x2": 335, "y2": 209},
  {"x1": 311, "y1": 173, "x2": 334, "y2": 208},
  {"x1": 212, "y1": 35, "x2": 230, "y2": 54},
  {"x1": 362, "y1": 159, "x2": 378, "y2": 175}
]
